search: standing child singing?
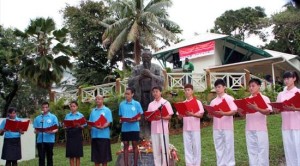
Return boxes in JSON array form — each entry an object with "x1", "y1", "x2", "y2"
[
  {"x1": 276, "y1": 71, "x2": 300, "y2": 165},
  {"x1": 64, "y1": 101, "x2": 86, "y2": 166},
  {"x1": 210, "y1": 79, "x2": 237, "y2": 166},
  {"x1": 0, "y1": 107, "x2": 24, "y2": 166}
]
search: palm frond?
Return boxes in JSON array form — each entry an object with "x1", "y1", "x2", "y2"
[
  {"x1": 148, "y1": 22, "x2": 175, "y2": 41},
  {"x1": 127, "y1": 21, "x2": 139, "y2": 42},
  {"x1": 108, "y1": 27, "x2": 130, "y2": 59},
  {"x1": 145, "y1": 1, "x2": 172, "y2": 14}
]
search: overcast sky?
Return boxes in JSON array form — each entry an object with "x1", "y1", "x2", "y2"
[{"x1": 0, "y1": 0, "x2": 289, "y2": 45}]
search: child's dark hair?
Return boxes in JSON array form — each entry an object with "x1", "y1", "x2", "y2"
[
  {"x1": 126, "y1": 87, "x2": 135, "y2": 94},
  {"x1": 283, "y1": 71, "x2": 299, "y2": 84},
  {"x1": 249, "y1": 78, "x2": 262, "y2": 86},
  {"x1": 152, "y1": 86, "x2": 162, "y2": 92},
  {"x1": 42, "y1": 101, "x2": 49, "y2": 106},
  {"x1": 70, "y1": 101, "x2": 78, "y2": 106},
  {"x1": 214, "y1": 79, "x2": 226, "y2": 87},
  {"x1": 184, "y1": 84, "x2": 193, "y2": 90},
  {"x1": 7, "y1": 107, "x2": 17, "y2": 114}
]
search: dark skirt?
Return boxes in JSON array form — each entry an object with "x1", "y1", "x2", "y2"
[
  {"x1": 66, "y1": 128, "x2": 83, "y2": 158},
  {"x1": 1, "y1": 138, "x2": 21, "y2": 160},
  {"x1": 91, "y1": 138, "x2": 112, "y2": 163},
  {"x1": 121, "y1": 131, "x2": 140, "y2": 141}
]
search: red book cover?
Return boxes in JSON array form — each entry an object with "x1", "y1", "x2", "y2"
[
  {"x1": 173, "y1": 102, "x2": 189, "y2": 116},
  {"x1": 4, "y1": 119, "x2": 30, "y2": 132},
  {"x1": 203, "y1": 105, "x2": 223, "y2": 118},
  {"x1": 234, "y1": 99, "x2": 256, "y2": 114},
  {"x1": 145, "y1": 105, "x2": 169, "y2": 121},
  {"x1": 268, "y1": 102, "x2": 285, "y2": 112},
  {"x1": 35, "y1": 125, "x2": 58, "y2": 132},
  {"x1": 214, "y1": 99, "x2": 231, "y2": 112},
  {"x1": 87, "y1": 115, "x2": 107, "y2": 127},
  {"x1": 185, "y1": 97, "x2": 200, "y2": 113},
  {"x1": 63, "y1": 117, "x2": 86, "y2": 128},
  {"x1": 284, "y1": 92, "x2": 300, "y2": 108},
  {"x1": 174, "y1": 98, "x2": 200, "y2": 116},
  {"x1": 247, "y1": 93, "x2": 268, "y2": 109},
  {"x1": 120, "y1": 113, "x2": 141, "y2": 123}
]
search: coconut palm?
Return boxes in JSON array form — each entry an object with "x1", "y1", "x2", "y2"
[
  {"x1": 101, "y1": 0, "x2": 178, "y2": 65},
  {"x1": 15, "y1": 17, "x2": 75, "y2": 96}
]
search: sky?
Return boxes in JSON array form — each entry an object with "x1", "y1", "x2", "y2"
[{"x1": 0, "y1": 0, "x2": 289, "y2": 46}]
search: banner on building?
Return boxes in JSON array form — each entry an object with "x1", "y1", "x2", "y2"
[{"x1": 179, "y1": 41, "x2": 215, "y2": 60}]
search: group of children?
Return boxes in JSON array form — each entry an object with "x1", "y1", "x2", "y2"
[{"x1": 0, "y1": 70, "x2": 300, "y2": 166}]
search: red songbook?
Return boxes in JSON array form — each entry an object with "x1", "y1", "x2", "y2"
[
  {"x1": 87, "y1": 115, "x2": 107, "y2": 127},
  {"x1": 203, "y1": 105, "x2": 223, "y2": 118},
  {"x1": 35, "y1": 125, "x2": 58, "y2": 132},
  {"x1": 63, "y1": 117, "x2": 86, "y2": 128},
  {"x1": 246, "y1": 93, "x2": 268, "y2": 109},
  {"x1": 173, "y1": 98, "x2": 200, "y2": 116},
  {"x1": 214, "y1": 99, "x2": 231, "y2": 112},
  {"x1": 269, "y1": 92, "x2": 300, "y2": 112},
  {"x1": 4, "y1": 119, "x2": 30, "y2": 132},
  {"x1": 234, "y1": 99, "x2": 256, "y2": 114},
  {"x1": 144, "y1": 105, "x2": 169, "y2": 121},
  {"x1": 120, "y1": 113, "x2": 141, "y2": 123},
  {"x1": 284, "y1": 92, "x2": 300, "y2": 108},
  {"x1": 268, "y1": 102, "x2": 285, "y2": 112}
]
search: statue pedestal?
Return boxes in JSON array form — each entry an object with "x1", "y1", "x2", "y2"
[{"x1": 115, "y1": 152, "x2": 176, "y2": 166}]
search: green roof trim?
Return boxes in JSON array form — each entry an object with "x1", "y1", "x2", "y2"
[{"x1": 223, "y1": 37, "x2": 272, "y2": 58}]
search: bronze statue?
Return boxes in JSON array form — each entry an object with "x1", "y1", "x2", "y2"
[{"x1": 128, "y1": 49, "x2": 164, "y2": 139}]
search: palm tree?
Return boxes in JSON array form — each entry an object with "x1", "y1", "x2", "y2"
[
  {"x1": 101, "y1": 0, "x2": 178, "y2": 65},
  {"x1": 15, "y1": 17, "x2": 76, "y2": 97}
]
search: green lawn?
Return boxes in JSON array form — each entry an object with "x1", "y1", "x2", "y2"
[{"x1": 19, "y1": 114, "x2": 283, "y2": 166}]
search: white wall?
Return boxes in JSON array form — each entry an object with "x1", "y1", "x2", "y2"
[{"x1": 0, "y1": 118, "x2": 36, "y2": 165}]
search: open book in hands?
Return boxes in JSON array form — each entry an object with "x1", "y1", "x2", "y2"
[
  {"x1": 87, "y1": 115, "x2": 107, "y2": 127},
  {"x1": 120, "y1": 113, "x2": 141, "y2": 123},
  {"x1": 173, "y1": 97, "x2": 200, "y2": 116},
  {"x1": 144, "y1": 105, "x2": 169, "y2": 121},
  {"x1": 63, "y1": 117, "x2": 86, "y2": 128},
  {"x1": 203, "y1": 99, "x2": 231, "y2": 118},
  {"x1": 4, "y1": 119, "x2": 30, "y2": 132}
]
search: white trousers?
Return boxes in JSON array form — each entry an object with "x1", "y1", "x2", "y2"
[
  {"x1": 246, "y1": 131, "x2": 269, "y2": 166},
  {"x1": 183, "y1": 130, "x2": 201, "y2": 166},
  {"x1": 151, "y1": 133, "x2": 170, "y2": 166},
  {"x1": 213, "y1": 130, "x2": 235, "y2": 166},
  {"x1": 282, "y1": 130, "x2": 300, "y2": 166}
]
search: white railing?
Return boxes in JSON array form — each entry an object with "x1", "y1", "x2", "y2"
[
  {"x1": 166, "y1": 73, "x2": 206, "y2": 91},
  {"x1": 54, "y1": 72, "x2": 272, "y2": 102},
  {"x1": 81, "y1": 82, "x2": 116, "y2": 102},
  {"x1": 210, "y1": 72, "x2": 246, "y2": 90},
  {"x1": 54, "y1": 89, "x2": 79, "y2": 103}
]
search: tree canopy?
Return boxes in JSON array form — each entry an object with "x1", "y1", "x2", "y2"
[
  {"x1": 13, "y1": 17, "x2": 76, "y2": 102},
  {"x1": 62, "y1": 1, "x2": 117, "y2": 85},
  {"x1": 264, "y1": 6, "x2": 300, "y2": 55},
  {"x1": 101, "y1": 0, "x2": 180, "y2": 64},
  {"x1": 211, "y1": 6, "x2": 268, "y2": 41}
]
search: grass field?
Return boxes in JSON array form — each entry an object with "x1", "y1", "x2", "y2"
[{"x1": 19, "y1": 114, "x2": 284, "y2": 166}]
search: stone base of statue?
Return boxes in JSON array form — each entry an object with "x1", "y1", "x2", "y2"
[{"x1": 115, "y1": 152, "x2": 176, "y2": 166}]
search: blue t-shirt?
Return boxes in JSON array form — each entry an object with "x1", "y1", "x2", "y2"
[
  {"x1": 119, "y1": 99, "x2": 143, "y2": 132},
  {"x1": 33, "y1": 112, "x2": 59, "y2": 143},
  {"x1": 0, "y1": 117, "x2": 21, "y2": 138},
  {"x1": 89, "y1": 106, "x2": 112, "y2": 139},
  {"x1": 64, "y1": 111, "x2": 86, "y2": 127}
]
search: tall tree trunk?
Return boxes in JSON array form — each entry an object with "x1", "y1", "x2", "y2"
[
  {"x1": 1, "y1": 81, "x2": 19, "y2": 117},
  {"x1": 134, "y1": 39, "x2": 141, "y2": 65}
]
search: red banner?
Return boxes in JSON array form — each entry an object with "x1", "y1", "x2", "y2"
[{"x1": 179, "y1": 41, "x2": 215, "y2": 60}]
